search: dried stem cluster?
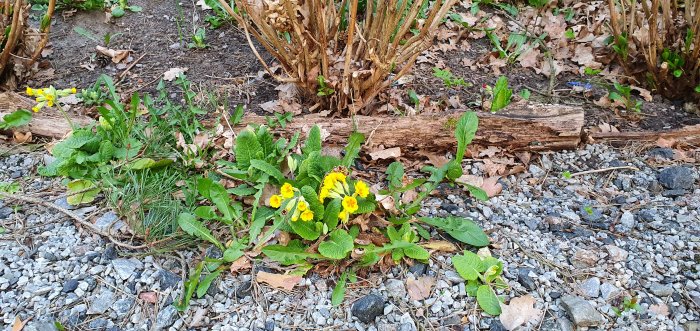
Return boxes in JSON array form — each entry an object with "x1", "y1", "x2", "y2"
[
  {"x1": 0, "y1": 0, "x2": 55, "y2": 88},
  {"x1": 608, "y1": 0, "x2": 700, "y2": 100},
  {"x1": 218, "y1": 0, "x2": 457, "y2": 114}
]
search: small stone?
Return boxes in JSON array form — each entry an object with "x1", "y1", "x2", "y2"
[
  {"x1": 112, "y1": 297, "x2": 134, "y2": 316},
  {"x1": 94, "y1": 212, "x2": 120, "y2": 232},
  {"x1": 571, "y1": 249, "x2": 598, "y2": 269},
  {"x1": 88, "y1": 318, "x2": 108, "y2": 329},
  {"x1": 385, "y1": 279, "x2": 406, "y2": 299},
  {"x1": 658, "y1": 166, "x2": 696, "y2": 190},
  {"x1": 650, "y1": 282, "x2": 674, "y2": 297},
  {"x1": 444, "y1": 270, "x2": 464, "y2": 284},
  {"x1": 579, "y1": 277, "x2": 601, "y2": 298},
  {"x1": 605, "y1": 245, "x2": 629, "y2": 262},
  {"x1": 549, "y1": 291, "x2": 561, "y2": 299},
  {"x1": 648, "y1": 148, "x2": 674, "y2": 159},
  {"x1": 517, "y1": 268, "x2": 537, "y2": 291},
  {"x1": 264, "y1": 320, "x2": 275, "y2": 331},
  {"x1": 205, "y1": 246, "x2": 223, "y2": 259},
  {"x1": 155, "y1": 305, "x2": 179, "y2": 330},
  {"x1": 112, "y1": 259, "x2": 139, "y2": 280},
  {"x1": 617, "y1": 211, "x2": 635, "y2": 232},
  {"x1": 560, "y1": 295, "x2": 605, "y2": 327},
  {"x1": 62, "y1": 279, "x2": 79, "y2": 293},
  {"x1": 600, "y1": 283, "x2": 621, "y2": 301},
  {"x1": 235, "y1": 281, "x2": 252, "y2": 299},
  {"x1": 662, "y1": 189, "x2": 688, "y2": 198},
  {"x1": 408, "y1": 263, "x2": 427, "y2": 276},
  {"x1": 351, "y1": 294, "x2": 385, "y2": 323},
  {"x1": 87, "y1": 291, "x2": 115, "y2": 314},
  {"x1": 102, "y1": 244, "x2": 117, "y2": 261},
  {"x1": 54, "y1": 197, "x2": 75, "y2": 210},
  {"x1": 529, "y1": 165, "x2": 545, "y2": 177},
  {"x1": 156, "y1": 269, "x2": 181, "y2": 290}
]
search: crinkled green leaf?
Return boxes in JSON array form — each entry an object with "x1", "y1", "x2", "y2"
[
  {"x1": 452, "y1": 251, "x2": 484, "y2": 281},
  {"x1": 303, "y1": 125, "x2": 322, "y2": 155},
  {"x1": 318, "y1": 229, "x2": 354, "y2": 260},
  {"x1": 249, "y1": 159, "x2": 285, "y2": 183},
  {"x1": 331, "y1": 272, "x2": 348, "y2": 306},
  {"x1": 235, "y1": 129, "x2": 263, "y2": 169},
  {"x1": 262, "y1": 240, "x2": 319, "y2": 265},
  {"x1": 455, "y1": 112, "x2": 478, "y2": 163},
  {"x1": 197, "y1": 269, "x2": 222, "y2": 298},
  {"x1": 66, "y1": 179, "x2": 100, "y2": 205},
  {"x1": 477, "y1": 285, "x2": 502, "y2": 315},
  {"x1": 419, "y1": 217, "x2": 489, "y2": 247}
]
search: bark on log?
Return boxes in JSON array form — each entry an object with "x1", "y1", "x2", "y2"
[
  {"x1": 0, "y1": 92, "x2": 93, "y2": 139},
  {"x1": 237, "y1": 103, "x2": 585, "y2": 152},
  {"x1": 588, "y1": 124, "x2": 700, "y2": 146}
]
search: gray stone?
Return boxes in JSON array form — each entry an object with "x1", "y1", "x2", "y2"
[
  {"x1": 156, "y1": 269, "x2": 181, "y2": 290},
  {"x1": 658, "y1": 166, "x2": 696, "y2": 190},
  {"x1": 517, "y1": 268, "x2": 537, "y2": 291},
  {"x1": 444, "y1": 270, "x2": 464, "y2": 284},
  {"x1": 112, "y1": 297, "x2": 134, "y2": 316},
  {"x1": 62, "y1": 279, "x2": 79, "y2": 293},
  {"x1": 650, "y1": 282, "x2": 674, "y2": 297},
  {"x1": 617, "y1": 211, "x2": 635, "y2": 232},
  {"x1": 385, "y1": 279, "x2": 406, "y2": 299},
  {"x1": 53, "y1": 197, "x2": 75, "y2": 210},
  {"x1": 560, "y1": 295, "x2": 605, "y2": 327},
  {"x1": 87, "y1": 291, "x2": 115, "y2": 314},
  {"x1": 579, "y1": 277, "x2": 601, "y2": 298},
  {"x1": 112, "y1": 259, "x2": 139, "y2": 280},
  {"x1": 351, "y1": 294, "x2": 385, "y2": 323},
  {"x1": 600, "y1": 283, "x2": 621, "y2": 301},
  {"x1": 408, "y1": 263, "x2": 427, "y2": 276},
  {"x1": 155, "y1": 305, "x2": 179, "y2": 330},
  {"x1": 234, "y1": 280, "x2": 252, "y2": 299},
  {"x1": 648, "y1": 148, "x2": 674, "y2": 159},
  {"x1": 88, "y1": 318, "x2": 108, "y2": 329},
  {"x1": 94, "y1": 212, "x2": 120, "y2": 232},
  {"x1": 605, "y1": 245, "x2": 628, "y2": 262},
  {"x1": 529, "y1": 165, "x2": 545, "y2": 177}
]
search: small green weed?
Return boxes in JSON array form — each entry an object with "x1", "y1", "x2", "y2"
[
  {"x1": 609, "y1": 82, "x2": 642, "y2": 112},
  {"x1": 189, "y1": 28, "x2": 207, "y2": 49},
  {"x1": 452, "y1": 250, "x2": 508, "y2": 315},
  {"x1": 433, "y1": 67, "x2": 469, "y2": 89},
  {"x1": 0, "y1": 110, "x2": 32, "y2": 130},
  {"x1": 612, "y1": 296, "x2": 641, "y2": 316},
  {"x1": 484, "y1": 76, "x2": 513, "y2": 113}
]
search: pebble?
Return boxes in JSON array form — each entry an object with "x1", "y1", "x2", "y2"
[
  {"x1": 112, "y1": 259, "x2": 139, "y2": 280},
  {"x1": 87, "y1": 291, "x2": 115, "y2": 315},
  {"x1": 579, "y1": 277, "x2": 601, "y2": 298},
  {"x1": 658, "y1": 166, "x2": 696, "y2": 190},
  {"x1": 351, "y1": 294, "x2": 385, "y2": 323},
  {"x1": 650, "y1": 282, "x2": 674, "y2": 297},
  {"x1": 560, "y1": 295, "x2": 605, "y2": 327}
]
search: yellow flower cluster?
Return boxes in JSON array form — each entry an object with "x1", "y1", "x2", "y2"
[
  {"x1": 26, "y1": 86, "x2": 77, "y2": 112},
  {"x1": 269, "y1": 183, "x2": 314, "y2": 221},
  {"x1": 319, "y1": 171, "x2": 370, "y2": 223}
]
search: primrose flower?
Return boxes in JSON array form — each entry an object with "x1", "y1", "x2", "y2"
[
  {"x1": 26, "y1": 85, "x2": 78, "y2": 112},
  {"x1": 297, "y1": 200, "x2": 307, "y2": 212},
  {"x1": 280, "y1": 182, "x2": 295, "y2": 199},
  {"x1": 338, "y1": 209, "x2": 349, "y2": 224},
  {"x1": 354, "y1": 180, "x2": 369, "y2": 198},
  {"x1": 269, "y1": 195, "x2": 282, "y2": 208},
  {"x1": 300, "y1": 209, "x2": 314, "y2": 221},
  {"x1": 319, "y1": 171, "x2": 350, "y2": 202},
  {"x1": 342, "y1": 195, "x2": 359, "y2": 213}
]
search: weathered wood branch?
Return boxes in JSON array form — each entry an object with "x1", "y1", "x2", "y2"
[
  {"x1": 0, "y1": 92, "x2": 93, "y2": 139},
  {"x1": 588, "y1": 124, "x2": 700, "y2": 146},
  {"x1": 237, "y1": 103, "x2": 585, "y2": 152}
]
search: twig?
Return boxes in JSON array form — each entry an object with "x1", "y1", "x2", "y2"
[
  {"x1": 116, "y1": 52, "x2": 148, "y2": 83},
  {"x1": 570, "y1": 166, "x2": 639, "y2": 177},
  {"x1": 0, "y1": 192, "x2": 148, "y2": 250}
]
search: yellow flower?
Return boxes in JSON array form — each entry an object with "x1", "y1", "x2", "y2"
[
  {"x1": 45, "y1": 94, "x2": 55, "y2": 107},
  {"x1": 354, "y1": 180, "x2": 369, "y2": 198},
  {"x1": 319, "y1": 171, "x2": 350, "y2": 202},
  {"x1": 26, "y1": 87, "x2": 34, "y2": 96},
  {"x1": 300, "y1": 209, "x2": 314, "y2": 221},
  {"x1": 71, "y1": 88, "x2": 77, "y2": 94},
  {"x1": 32, "y1": 105, "x2": 41, "y2": 112},
  {"x1": 297, "y1": 200, "x2": 307, "y2": 212},
  {"x1": 338, "y1": 210, "x2": 348, "y2": 223},
  {"x1": 269, "y1": 195, "x2": 282, "y2": 208},
  {"x1": 342, "y1": 195, "x2": 358, "y2": 213},
  {"x1": 280, "y1": 183, "x2": 295, "y2": 199}
]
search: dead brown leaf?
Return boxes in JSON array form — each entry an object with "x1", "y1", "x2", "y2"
[
  {"x1": 421, "y1": 240, "x2": 457, "y2": 252},
  {"x1": 229, "y1": 257, "x2": 252, "y2": 274},
  {"x1": 499, "y1": 295, "x2": 543, "y2": 330},
  {"x1": 406, "y1": 276, "x2": 435, "y2": 301},
  {"x1": 96, "y1": 46, "x2": 130, "y2": 63},
  {"x1": 12, "y1": 316, "x2": 29, "y2": 331},
  {"x1": 370, "y1": 147, "x2": 401, "y2": 160},
  {"x1": 256, "y1": 271, "x2": 302, "y2": 291},
  {"x1": 417, "y1": 150, "x2": 450, "y2": 168},
  {"x1": 482, "y1": 177, "x2": 503, "y2": 198},
  {"x1": 655, "y1": 137, "x2": 676, "y2": 148},
  {"x1": 13, "y1": 131, "x2": 32, "y2": 143},
  {"x1": 139, "y1": 291, "x2": 158, "y2": 304}
]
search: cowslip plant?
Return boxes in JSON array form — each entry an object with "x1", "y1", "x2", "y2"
[
  {"x1": 452, "y1": 250, "x2": 508, "y2": 315},
  {"x1": 484, "y1": 76, "x2": 512, "y2": 113},
  {"x1": 26, "y1": 86, "x2": 78, "y2": 128}
]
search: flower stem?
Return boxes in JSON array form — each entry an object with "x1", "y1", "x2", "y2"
[{"x1": 56, "y1": 104, "x2": 75, "y2": 130}]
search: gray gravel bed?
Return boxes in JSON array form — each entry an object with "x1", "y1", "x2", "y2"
[{"x1": 0, "y1": 145, "x2": 698, "y2": 331}]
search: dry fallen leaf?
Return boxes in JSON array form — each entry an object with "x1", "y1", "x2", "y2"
[
  {"x1": 370, "y1": 147, "x2": 401, "y2": 160},
  {"x1": 649, "y1": 303, "x2": 670, "y2": 316},
  {"x1": 12, "y1": 316, "x2": 29, "y2": 331},
  {"x1": 96, "y1": 46, "x2": 130, "y2": 63},
  {"x1": 229, "y1": 256, "x2": 252, "y2": 274},
  {"x1": 655, "y1": 137, "x2": 676, "y2": 148},
  {"x1": 139, "y1": 291, "x2": 158, "y2": 304},
  {"x1": 256, "y1": 271, "x2": 302, "y2": 291},
  {"x1": 163, "y1": 67, "x2": 188, "y2": 81},
  {"x1": 421, "y1": 240, "x2": 458, "y2": 252},
  {"x1": 13, "y1": 131, "x2": 32, "y2": 144},
  {"x1": 406, "y1": 276, "x2": 435, "y2": 301},
  {"x1": 499, "y1": 295, "x2": 543, "y2": 330}
]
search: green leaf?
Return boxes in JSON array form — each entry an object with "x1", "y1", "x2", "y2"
[
  {"x1": 342, "y1": 132, "x2": 365, "y2": 167},
  {"x1": 0, "y1": 109, "x2": 32, "y2": 129},
  {"x1": 402, "y1": 243, "x2": 430, "y2": 260},
  {"x1": 127, "y1": 5, "x2": 143, "y2": 12},
  {"x1": 174, "y1": 261, "x2": 203, "y2": 311},
  {"x1": 289, "y1": 219, "x2": 321, "y2": 240},
  {"x1": 111, "y1": 7, "x2": 125, "y2": 17},
  {"x1": 194, "y1": 206, "x2": 218, "y2": 220},
  {"x1": 196, "y1": 269, "x2": 222, "y2": 298},
  {"x1": 386, "y1": 162, "x2": 405, "y2": 190},
  {"x1": 323, "y1": 198, "x2": 342, "y2": 229},
  {"x1": 318, "y1": 229, "x2": 354, "y2": 260},
  {"x1": 301, "y1": 186, "x2": 324, "y2": 218},
  {"x1": 477, "y1": 285, "x2": 502, "y2": 315},
  {"x1": 262, "y1": 240, "x2": 319, "y2": 265},
  {"x1": 519, "y1": 89, "x2": 531, "y2": 100},
  {"x1": 608, "y1": 91, "x2": 622, "y2": 101},
  {"x1": 249, "y1": 159, "x2": 285, "y2": 183},
  {"x1": 465, "y1": 184, "x2": 488, "y2": 201},
  {"x1": 223, "y1": 244, "x2": 245, "y2": 262},
  {"x1": 235, "y1": 129, "x2": 263, "y2": 169},
  {"x1": 303, "y1": 125, "x2": 322, "y2": 155},
  {"x1": 419, "y1": 217, "x2": 490, "y2": 247},
  {"x1": 231, "y1": 105, "x2": 245, "y2": 125},
  {"x1": 125, "y1": 158, "x2": 156, "y2": 170},
  {"x1": 452, "y1": 251, "x2": 485, "y2": 281},
  {"x1": 491, "y1": 76, "x2": 512, "y2": 112},
  {"x1": 332, "y1": 272, "x2": 348, "y2": 306},
  {"x1": 66, "y1": 179, "x2": 100, "y2": 205},
  {"x1": 177, "y1": 213, "x2": 223, "y2": 250},
  {"x1": 455, "y1": 112, "x2": 478, "y2": 163},
  {"x1": 207, "y1": 179, "x2": 234, "y2": 222}
]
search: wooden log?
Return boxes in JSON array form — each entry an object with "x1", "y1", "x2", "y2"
[
  {"x1": 0, "y1": 92, "x2": 93, "y2": 139},
  {"x1": 237, "y1": 103, "x2": 585, "y2": 152},
  {"x1": 588, "y1": 124, "x2": 700, "y2": 146}
]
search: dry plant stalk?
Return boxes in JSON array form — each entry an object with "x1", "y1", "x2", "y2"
[
  {"x1": 218, "y1": 0, "x2": 457, "y2": 114},
  {"x1": 608, "y1": 0, "x2": 700, "y2": 100},
  {"x1": 0, "y1": 0, "x2": 55, "y2": 89}
]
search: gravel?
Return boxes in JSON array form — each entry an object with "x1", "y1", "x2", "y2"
[{"x1": 1, "y1": 145, "x2": 698, "y2": 330}]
